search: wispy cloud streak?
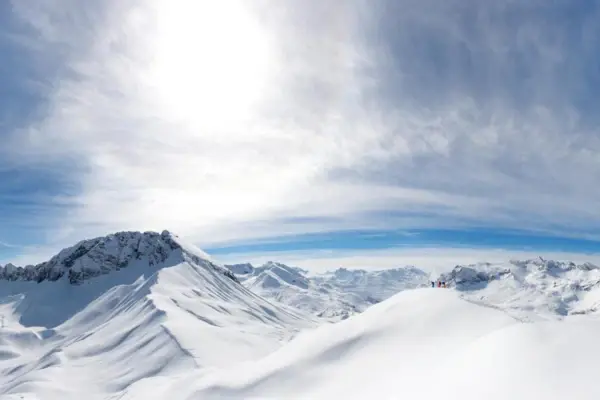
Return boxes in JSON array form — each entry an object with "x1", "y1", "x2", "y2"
[{"x1": 2, "y1": 0, "x2": 600, "y2": 253}]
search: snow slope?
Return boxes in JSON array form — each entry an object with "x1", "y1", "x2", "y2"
[
  {"x1": 142, "y1": 288, "x2": 600, "y2": 400},
  {"x1": 227, "y1": 262, "x2": 429, "y2": 319},
  {"x1": 0, "y1": 231, "x2": 316, "y2": 400}
]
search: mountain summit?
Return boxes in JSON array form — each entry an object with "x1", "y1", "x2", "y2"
[
  {"x1": 0, "y1": 230, "x2": 238, "y2": 285},
  {"x1": 0, "y1": 230, "x2": 316, "y2": 399}
]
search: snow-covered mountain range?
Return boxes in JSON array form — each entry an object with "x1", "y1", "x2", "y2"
[
  {"x1": 225, "y1": 261, "x2": 429, "y2": 320},
  {"x1": 439, "y1": 258, "x2": 600, "y2": 320},
  {"x1": 225, "y1": 257, "x2": 600, "y2": 321},
  {"x1": 1, "y1": 230, "x2": 600, "y2": 399}
]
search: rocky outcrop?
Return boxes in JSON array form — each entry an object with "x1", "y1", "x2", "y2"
[{"x1": 0, "y1": 230, "x2": 239, "y2": 285}]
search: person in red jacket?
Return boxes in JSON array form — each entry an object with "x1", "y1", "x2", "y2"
[{"x1": 437, "y1": 281, "x2": 441, "y2": 288}]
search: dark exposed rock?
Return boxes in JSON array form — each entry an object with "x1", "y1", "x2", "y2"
[{"x1": 0, "y1": 230, "x2": 238, "y2": 286}]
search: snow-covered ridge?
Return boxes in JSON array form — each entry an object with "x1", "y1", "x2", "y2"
[
  {"x1": 0, "y1": 230, "x2": 238, "y2": 285},
  {"x1": 440, "y1": 258, "x2": 600, "y2": 288},
  {"x1": 174, "y1": 289, "x2": 600, "y2": 400},
  {"x1": 439, "y1": 258, "x2": 600, "y2": 318}
]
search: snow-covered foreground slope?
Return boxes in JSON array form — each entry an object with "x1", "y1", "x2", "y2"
[
  {"x1": 137, "y1": 288, "x2": 600, "y2": 400},
  {"x1": 0, "y1": 231, "x2": 316, "y2": 400},
  {"x1": 227, "y1": 261, "x2": 429, "y2": 319}
]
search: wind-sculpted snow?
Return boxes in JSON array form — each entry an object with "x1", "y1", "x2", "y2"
[
  {"x1": 439, "y1": 259, "x2": 600, "y2": 319},
  {"x1": 148, "y1": 289, "x2": 600, "y2": 400}
]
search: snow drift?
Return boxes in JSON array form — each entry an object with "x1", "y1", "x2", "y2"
[{"x1": 163, "y1": 288, "x2": 600, "y2": 400}]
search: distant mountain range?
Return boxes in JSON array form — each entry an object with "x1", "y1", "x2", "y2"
[{"x1": 225, "y1": 261, "x2": 430, "y2": 320}]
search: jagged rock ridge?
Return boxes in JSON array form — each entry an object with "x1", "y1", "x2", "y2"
[{"x1": 0, "y1": 230, "x2": 238, "y2": 285}]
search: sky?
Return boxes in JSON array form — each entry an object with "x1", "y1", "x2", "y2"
[{"x1": 2, "y1": 0, "x2": 600, "y2": 267}]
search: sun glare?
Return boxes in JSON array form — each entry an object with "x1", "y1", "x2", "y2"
[{"x1": 147, "y1": 0, "x2": 272, "y2": 130}]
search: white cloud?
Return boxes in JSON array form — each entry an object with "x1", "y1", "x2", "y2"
[
  {"x1": 0, "y1": 241, "x2": 18, "y2": 249},
  {"x1": 5, "y1": 0, "x2": 600, "y2": 254}
]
